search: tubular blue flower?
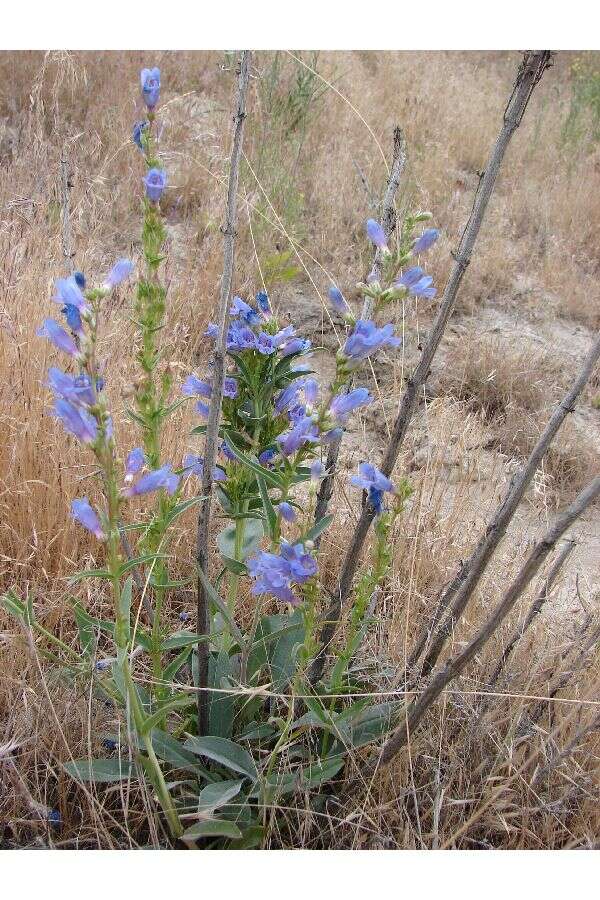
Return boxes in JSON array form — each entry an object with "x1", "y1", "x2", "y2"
[
  {"x1": 366, "y1": 267, "x2": 378, "y2": 285},
  {"x1": 412, "y1": 228, "x2": 440, "y2": 254},
  {"x1": 303, "y1": 378, "x2": 319, "y2": 405},
  {"x1": 256, "y1": 290, "x2": 271, "y2": 316},
  {"x1": 366, "y1": 218, "x2": 387, "y2": 249},
  {"x1": 71, "y1": 497, "x2": 106, "y2": 540},
  {"x1": 53, "y1": 276, "x2": 88, "y2": 311},
  {"x1": 182, "y1": 454, "x2": 227, "y2": 482},
  {"x1": 322, "y1": 426, "x2": 343, "y2": 444},
  {"x1": 204, "y1": 323, "x2": 218, "y2": 339},
  {"x1": 104, "y1": 259, "x2": 134, "y2": 289},
  {"x1": 328, "y1": 285, "x2": 350, "y2": 314},
  {"x1": 48, "y1": 809, "x2": 62, "y2": 827},
  {"x1": 288, "y1": 403, "x2": 306, "y2": 424},
  {"x1": 143, "y1": 168, "x2": 167, "y2": 203},
  {"x1": 227, "y1": 320, "x2": 256, "y2": 352},
  {"x1": 61, "y1": 303, "x2": 84, "y2": 336},
  {"x1": 73, "y1": 271, "x2": 86, "y2": 289},
  {"x1": 277, "y1": 414, "x2": 319, "y2": 457},
  {"x1": 248, "y1": 549, "x2": 297, "y2": 604},
  {"x1": 123, "y1": 463, "x2": 180, "y2": 497},
  {"x1": 407, "y1": 275, "x2": 436, "y2": 299},
  {"x1": 343, "y1": 319, "x2": 401, "y2": 362},
  {"x1": 102, "y1": 738, "x2": 117, "y2": 752},
  {"x1": 220, "y1": 441, "x2": 236, "y2": 461},
  {"x1": 140, "y1": 67, "x2": 161, "y2": 109},
  {"x1": 179, "y1": 611, "x2": 190, "y2": 622},
  {"x1": 276, "y1": 501, "x2": 296, "y2": 522},
  {"x1": 223, "y1": 377, "x2": 238, "y2": 399},
  {"x1": 272, "y1": 325, "x2": 296, "y2": 347},
  {"x1": 280, "y1": 541, "x2": 318, "y2": 583},
  {"x1": 47, "y1": 368, "x2": 96, "y2": 407},
  {"x1": 230, "y1": 296, "x2": 261, "y2": 325},
  {"x1": 257, "y1": 331, "x2": 276, "y2": 355},
  {"x1": 282, "y1": 337, "x2": 311, "y2": 357},
  {"x1": 182, "y1": 375, "x2": 212, "y2": 398},
  {"x1": 310, "y1": 459, "x2": 325, "y2": 482},
  {"x1": 395, "y1": 266, "x2": 425, "y2": 288},
  {"x1": 38, "y1": 319, "x2": 80, "y2": 357},
  {"x1": 329, "y1": 387, "x2": 372, "y2": 424},
  {"x1": 350, "y1": 462, "x2": 395, "y2": 514},
  {"x1": 275, "y1": 379, "x2": 306, "y2": 414},
  {"x1": 125, "y1": 447, "x2": 145, "y2": 482},
  {"x1": 52, "y1": 399, "x2": 98, "y2": 443},
  {"x1": 133, "y1": 120, "x2": 148, "y2": 150},
  {"x1": 258, "y1": 448, "x2": 277, "y2": 467},
  {"x1": 196, "y1": 401, "x2": 210, "y2": 418}
]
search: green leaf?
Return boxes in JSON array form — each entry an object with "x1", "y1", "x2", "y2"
[
  {"x1": 140, "y1": 694, "x2": 193, "y2": 735},
  {"x1": 147, "y1": 730, "x2": 210, "y2": 775},
  {"x1": 182, "y1": 819, "x2": 243, "y2": 841},
  {"x1": 216, "y1": 518, "x2": 263, "y2": 562},
  {"x1": 247, "y1": 612, "x2": 305, "y2": 688},
  {"x1": 73, "y1": 603, "x2": 96, "y2": 657},
  {"x1": 63, "y1": 757, "x2": 133, "y2": 783},
  {"x1": 197, "y1": 567, "x2": 245, "y2": 647},
  {"x1": 227, "y1": 824, "x2": 264, "y2": 849},
  {"x1": 161, "y1": 631, "x2": 207, "y2": 651},
  {"x1": 183, "y1": 736, "x2": 258, "y2": 780},
  {"x1": 253, "y1": 757, "x2": 344, "y2": 799},
  {"x1": 120, "y1": 576, "x2": 133, "y2": 641},
  {"x1": 304, "y1": 514, "x2": 334, "y2": 544},
  {"x1": 196, "y1": 778, "x2": 244, "y2": 812},
  {"x1": 256, "y1": 474, "x2": 277, "y2": 539},
  {"x1": 119, "y1": 553, "x2": 168, "y2": 576},
  {"x1": 162, "y1": 497, "x2": 202, "y2": 529},
  {"x1": 209, "y1": 651, "x2": 237, "y2": 739},
  {"x1": 69, "y1": 569, "x2": 113, "y2": 583},
  {"x1": 222, "y1": 434, "x2": 283, "y2": 488},
  {"x1": 162, "y1": 645, "x2": 193, "y2": 682}
]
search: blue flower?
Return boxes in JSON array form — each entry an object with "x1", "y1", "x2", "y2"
[
  {"x1": 257, "y1": 331, "x2": 276, "y2": 355},
  {"x1": 52, "y1": 399, "x2": 98, "y2": 443},
  {"x1": 125, "y1": 447, "x2": 145, "y2": 482},
  {"x1": 204, "y1": 323, "x2": 219, "y2": 339},
  {"x1": 71, "y1": 498, "x2": 105, "y2": 539},
  {"x1": 409, "y1": 275, "x2": 436, "y2": 299},
  {"x1": 53, "y1": 276, "x2": 88, "y2": 311},
  {"x1": 322, "y1": 426, "x2": 343, "y2": 444},
  {"x1": 412, "y1": 228, "x2": 439, "y2": 254},
  {"x1": 47, "y1": 369, "x2": 94, "y2": 407},
  {"x1": 282, "y1": 337, "x2": 311, "y2": 357},
  {"x1": 272, "y1": 325, "x2": 296, "y2": 347},
  {"x1": 61, "y1": 303, "x2": 84, "y2": 336},
  {"x1": 104, "y1": 259, "x2": 134, "y2": 289},
  {"x1": 223, "y1": 377, "x2": 238, "y2": 399},
  {"x1": 328, "y1": 285, "x2": 350, "y2": 315},
  {"x1": 47, "y1": 809, "x2": 61, "y2": 827},
  {"x1": 303, "y1": 379, "x2": 319, "y2": 405},
  {"x1": 140, "y1": 67, "x2": 161, "y2": 109},
  {"x1": 196, "y1": 401, "x2": 210, "y2": 418},
  {"x1": 124, "y1": 463, "x2": 180, "y2": 497},
  {"x1": 73, "y1": 271, "x2": 86, "y2": 289},
  {"x1": 258, "y1": 448, "x2": 277, "y2": 467},
  {"x1": 182, "y1": 375, "x2": 212, "y2": 398},
  {"x1": 248, "y1": 541, "x2": 317, "y2": 604},
  {"x1": 182, "y1": 455, "x2": 227, "y2": 482},
  {"x1": 37, "y1": 319, "x2": 80, "y2": 357},
  {"x1": 221, "y1": 441, "x2": 236, "y2": 461},
  {"x1": 277, "y1": 414, "x2": 319, "y2": 457},
  {"x1": 256, "y1": 290, "x2": 271, "y2": 316},
  {"x1": 179, "y1": 611, "x2": 190, "y2": 622},
  {"x1": 230, "y1": 296, "x2": 261, "y2": 325},
  {"x1": 143, "y1": 168, "x2": 167, "y2": 203},
  {"x1": 350, "y1": 462, "x2": 395, "y2": 514},
  {"x1": 395, "y1": 266, "x2": 425, "y2": 288},
  {"x1": 343, "y1": 320, "x2": 401, "y2": 362},
  {"x1": 133, "y1": 120, "x2": 148, "y2": 151},
  {"x1": 310, "y1": 459, "x2": 324, "y2": 482},
  {"x1": 366, "y1": 219, "x2": 387, "y2": 249},
  {"x1": 227, "y1": 320, "x2": 256, "y2": 352},
  {"x1": 329, "y1": 388, "x2": 372, "y2": 424},
  {"x1": 276, "y1": 501, "x2": 296, "y2": 522},
  {"x1": 102, "y1": 738, "x2": 117, "y2": 752},
  {"x1": 275, "y1": 379, "x2": 306, "y2": 414}
]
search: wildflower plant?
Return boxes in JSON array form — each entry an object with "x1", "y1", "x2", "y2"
[{"x1": 2, "y1": 65, "x2": 441, "y2": 847}]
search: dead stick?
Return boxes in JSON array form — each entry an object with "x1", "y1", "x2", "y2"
[
  {"x1": 416, "y1": 330, "x2": 600, "y2": 678},
  {"x1": 60, "y1": 144, "x2": 74, "y2": 275},
  {"x1": 313, "y1": 126, "x2": 406, "y2": 542},
  {"x1": 196, "y1": 50, "x2": 252, "y2": 736},
  {"x1": 309, "y1": 51, "x2": 553, "y2": 684},
  {"x1": 487, "y1": 539, "x2": 576, "y2": 688},
  {"x1": 374, "y1": 475, "x2": 600, "y2": 769}
]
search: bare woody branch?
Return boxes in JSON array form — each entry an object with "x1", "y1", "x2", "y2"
[
  {"x1": 196, "y1": 50, "x2": 252, "y2": 736},
  {"x1": 313, "y1": 126, "x2": 406, "y2": 538},
  {"x1": 373, "y1": 475, "x2": 600, "y2": 769},
  {"x1": 309, "y1": 51, "x2": 554, "y2": 683},
  {"x1": 415, "y1": 330, "x2": 600, "y2": 677},
  {"x1": 487, "y1": 539, "x2": 576, "y2": 689}
]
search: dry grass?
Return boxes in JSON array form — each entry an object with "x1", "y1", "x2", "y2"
[{"x1": 1, "y1": 50, "x2": 600, "y2": 849}]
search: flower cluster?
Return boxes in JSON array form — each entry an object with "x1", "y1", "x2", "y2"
[{"x1": 248, "y1": 541, "x2": 317, "y2": 605}]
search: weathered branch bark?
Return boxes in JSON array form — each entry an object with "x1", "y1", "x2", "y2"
[
  {"x1": 415, "y1": 330, "x2": 600, "y2": 678},
  {"x1": 309, "y1": 51, "x2": 554, "y2": 684},
  {"x1": 196, "y1": 51, "x2": 252, "y2": 735},
  {"x1": 313, "y1": 126, "x2": 406, "y2": 541},
  {"x1": 374, "y1": 475, "x2": 600, "y2": 769},
  {"x1": 487, "y1": 539, "x2": 576, "y2": 688}
]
